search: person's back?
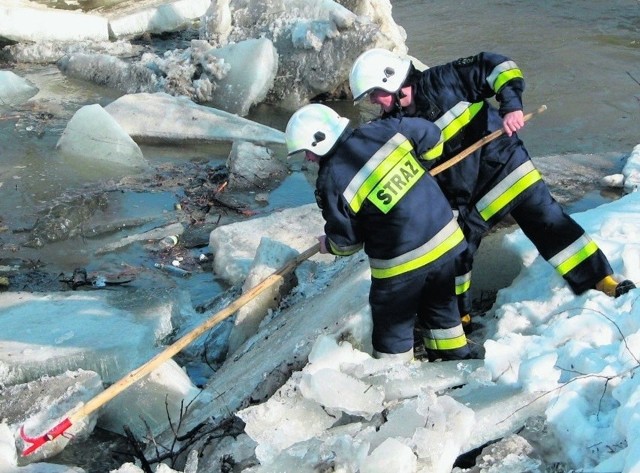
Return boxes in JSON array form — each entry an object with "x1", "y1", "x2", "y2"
[
  {"x1": 285, "y1": 104, "x2": 472, "y2": 361},
  {"x1": 317, "y1": 116, "x2": 462, "y2": 268}
]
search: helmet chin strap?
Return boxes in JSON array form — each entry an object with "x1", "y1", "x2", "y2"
[{"x1": 391, "y1": 91, "x2": 405, "y2": 116}]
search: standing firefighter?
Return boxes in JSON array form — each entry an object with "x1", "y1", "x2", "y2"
[
  {"x1": 285, "y1": 103, "x2": 471, "y2": 362},
  {"x1": 349, "y1": 48, "x2": 635, "y2": 329}
]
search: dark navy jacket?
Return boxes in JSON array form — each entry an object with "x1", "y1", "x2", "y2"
[
  {"x1": 316, "y1": 116, "x2": 467, "y2": 280},
  {"x1": 390, "y1": 52, "x2": 528, "y2": 214}
]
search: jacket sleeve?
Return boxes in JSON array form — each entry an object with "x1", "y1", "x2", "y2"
[
  {"x1": 440, "y1": 51, "x2": 525, "y2": 116},
  {"x1": 316, "y1": 171, "x2": 363, "y2": 256},
  {"x1": 399, "y1": 117, "x2": 441, "y2": 158}
]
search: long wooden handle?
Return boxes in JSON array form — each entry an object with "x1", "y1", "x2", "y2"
[
  {"x1": 68, "y1": 242, "x2": 321, "y2": 424},
  {"x1": 429, "y1": 104, "x2": 547, "y2": 177}
]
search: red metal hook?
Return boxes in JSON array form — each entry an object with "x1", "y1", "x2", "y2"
[{"x1": 19, "y1": 418, "x2": 73, "y2": 456}]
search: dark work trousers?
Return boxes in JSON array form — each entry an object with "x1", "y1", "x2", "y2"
[
  {"x1": 369, "y1": 258, "x2": 470, "y2": 360},
  {"x1": 455, "y1": 178, "x2": 613, "y2": 315}
]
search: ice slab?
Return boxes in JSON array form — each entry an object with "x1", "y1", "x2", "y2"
[
  {"x1": 230, "y1": 346, "x2": 481, "y2": 473},
  {"x1": 198, "y1": 0, "x2": 408, "y2": 111},
  {"x1": 462, "y1": 433, "x2": 543, "y2": 473},
  {"x1": 450, "y1": 383, "x2": 549, "y2": 453},
  {"x1": 56, "y1": 52, "x2": 157, "y2": 96},
  {"x1": 99, "y1": 360, "x2": 204, "y2": 439},
  {"x1": 205, "y1": 38, "x2": 278, "y2": 116},
  {"x1": 361, "y1": 438, "x2": 417, "y2": 473},
  {"x1": 622, "y1": 143, "x2": 640, "y2": 193},
  {"x1": 105, "y1": 92, "x2": 286, "y2": 146},
  {"x1": 1, "y1": 369, "x2": 102, "y2": 465},
  {"x1": 199, "y1": 0, "x2": 231, "y2": 44},
  {"x1": 3, "y1": 38, "x2": 144, "y2": 65},
  {"x1": 0, "y1": 290, "x2": 175, "y2": 386},
  {"x1": 153, "y1": 253, "x2": 373, "y2": 452},
  {"x1": 0, "y1": 2, "x2": 109, "y2": 42},
  {"x1": 0, "y1": 71, "x2": 38, "y2": 110},
  {"x1": 299, "y1": 368, "x2": 385, "y2": 419},
  {"x1": 227, "y1": 238, "x2": 299, "y2": 355},
  {"x1": 237, "y1": 374, "x2": 337, "y2": 464},
  {"x1": 208, "y1": 204, "x2": 327, "y2": 285},
  {"x1": 227, "y1": 140, "x2": 288, "y2": 190},
  {"x1": 56, "y1": 104, "x2": 147, "y2": 172},
  {"x1": 412, "y1": 394, "x2": 475, "y2": 473},
  {"x1": 107, "y1": 0, "x2": 210, "y2": 39},
  {"x1": 363, "y1": 358, "x2": 484, "y2": 402}
]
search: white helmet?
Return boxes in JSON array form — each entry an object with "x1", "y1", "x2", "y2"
[
  {"x1": 285, "y1": 104, "x2": 350, "y2": 157},
  {"x1": 349, "y1": 48, "x2": 412, "y2": 102}
]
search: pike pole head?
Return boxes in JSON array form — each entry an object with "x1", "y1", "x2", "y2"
[{"x1": 19, "y1": 417, "x2": 73, "y2": 456}]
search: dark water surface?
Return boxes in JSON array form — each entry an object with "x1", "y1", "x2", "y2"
[{"x1": 393, "y1": 0, "x2": 640, "y2": 156}]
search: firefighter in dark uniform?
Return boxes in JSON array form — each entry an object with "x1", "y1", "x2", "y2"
[
  {"x1": 349, "y1": 49, "x2": 636, "y2": 329},
  {"x1": 285, "y1": 103, "x2": 471, "y2": 362}
]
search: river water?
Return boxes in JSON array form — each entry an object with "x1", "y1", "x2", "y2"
[
  {"x1": 393, "y1": 0, "x2": 640, "y2": 157},
  {"x1": 1, "y1": 1, "x2": 639, "y2": 470}
]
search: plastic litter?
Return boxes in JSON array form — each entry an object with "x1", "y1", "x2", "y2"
[
  {"x1": 154, "y1": 262, "x2": 191, "y2": 277},
  {"x1": 159, "y1": 235, "x2": 179, "y2": 249}
]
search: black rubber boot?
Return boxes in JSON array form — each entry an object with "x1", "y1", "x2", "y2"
[{"x1": 615, "y1": 280, "x2": 636, "y2": 298}]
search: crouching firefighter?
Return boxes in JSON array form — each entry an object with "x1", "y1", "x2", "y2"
[{"x1": 285, "y1": 103, "x2": 472, "y2": 362}]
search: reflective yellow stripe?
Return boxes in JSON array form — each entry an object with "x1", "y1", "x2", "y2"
[
  {"x1": 476, "y1": 161, "x2": 542, "y2": 221},
  {"x1": 423, "y1": 142, "x2": 444, "y2": 161},
  {"x1": 455, "y1": 271, "x2": 472, "y2": 295},
  {"x1": 424, "y1": 101, "x2": 484, "y2": 160},
  {"x1": 548, "y1": 234, "x2": 600, "y2": 276},
  {"x1": 486, "y1": 60, "x2": 524, "y2": 92},
  {"x1": 555, "y1": 241, "x2": 599, "y2": 275},
  {"x1": 370, "y1": 218, "x2": 464, "y2": 279},
  {"x1": 423, "y1": 324, "x2": 468, "y2": 350},
  {"x1": 479, "y1": 170, "x2": 541, "y2": 220},
  {"x1": 493, "y1": 69, "x2": 524, "y2": 92},
  {"x1": 328, "y1": 238, "x2": 362, "y2": 256},
  {"x1": 343, "y1": 134, "x2": 413, "y2": 213}
]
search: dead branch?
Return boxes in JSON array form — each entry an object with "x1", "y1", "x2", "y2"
[
  {"x1": 118, "y1": 389, "x2": 246, "y2": 469},
  {"x1": 147, "y1": 416, "x2": 242, "y2": 465},
  {"x1": 123, "y1": 425, "x2": 154, "y2": 473}
]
